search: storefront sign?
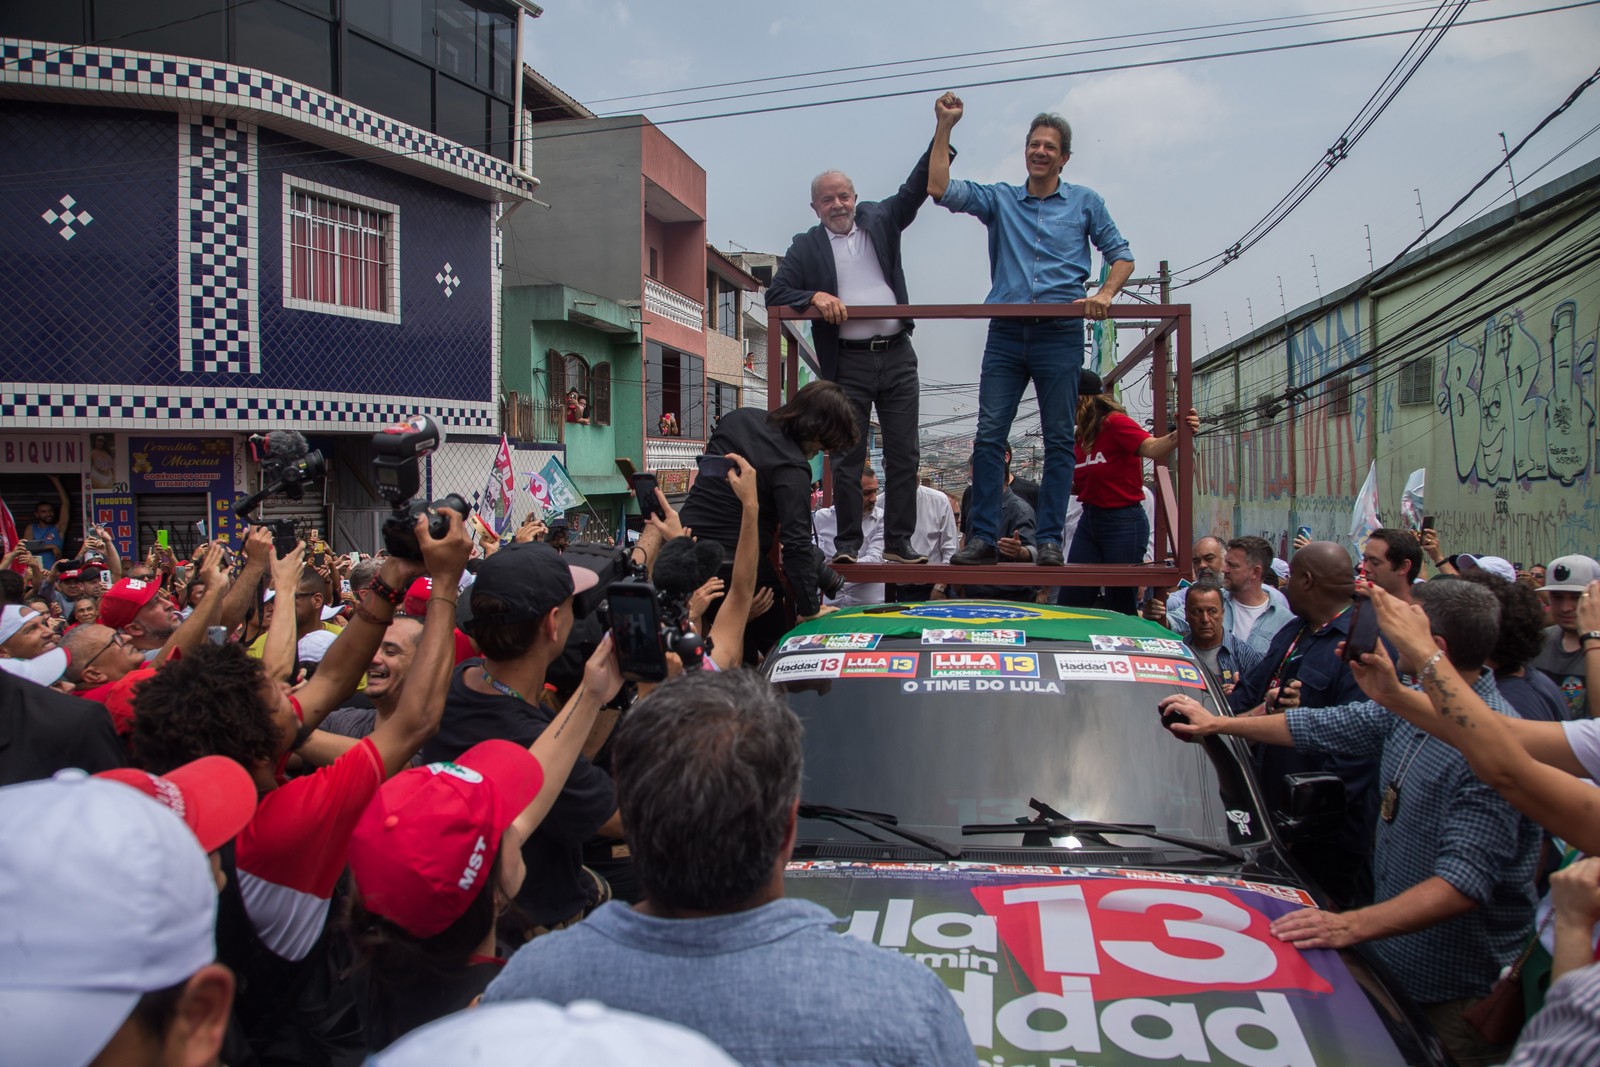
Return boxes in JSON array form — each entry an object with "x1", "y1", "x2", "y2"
[
  {"x1": 0, "y1": 434, "x2": 85, "y2": 473},
  {"x1": 90, "y1": 494, "x2": 136, "y2": 560},
  {"x1": 128, "y1": 438, "x2": 234, "y2": 494}
]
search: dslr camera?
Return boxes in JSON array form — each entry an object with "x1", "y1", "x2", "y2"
[
  {"x1": 371, "y1": 415, "x2": 473, "y2": 561},
  {"x1": 246, "y1": 431, "x2": 326, "y2": 499}
]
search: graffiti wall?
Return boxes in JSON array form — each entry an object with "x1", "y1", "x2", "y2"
[{"x1": 1192, "y1": 180, "x2": 1600, "y2": 563}]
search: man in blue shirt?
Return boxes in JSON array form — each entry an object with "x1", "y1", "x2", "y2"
[
  {"x1": 1163, "y1": 578, "x2": 1540, "y2": 1067},
  {"x1": 928, "y1": 92, "x2": 1133, "y2": 568}
]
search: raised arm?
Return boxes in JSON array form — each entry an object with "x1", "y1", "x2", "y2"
[
  {"x1": 1352, "y1": 584, "x2": 1600, "y2": 853},
  {"x1": 96, "y1": 524, "x2": 123, "y2": 581},
  {"x1": 928, "y1": 92, "x2": 962, "y2": 201},
  {"x1": 49, "y1": 474, "x2": 70, "y2": 539},
  {"x1": 709, "y1": 454, "x2": 761, "y2": 669},
  {"x1": 1138, "y1": 409, "x2": 1202, "y2": 460},
  {"x1": 507, "y1": 634, "x2": 624, "y2": 849},
  {"x1": 218, "y1": 525, "x2": 273, "y2": 633},
  {"x1": 154, "y1": 543, "x2": 234, "y2": 666},
  {"x1": 367, "y1": 511, "x2": 473, "y2": 776},
  {"x1": 260, "y1": 543, "x2": 306, "y2": 683}
]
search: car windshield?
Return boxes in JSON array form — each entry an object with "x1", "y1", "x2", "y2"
[{"x1": 773, "y1": 640, "x2": 1263, "y2": 852}]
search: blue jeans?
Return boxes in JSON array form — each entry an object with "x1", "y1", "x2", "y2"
[
  {"x1": 969, "y1": 318, "x2": 1084, "y2": 546},
  {"x1": 1058, "y1": 503, "x2": 1149, "y2": 615}
]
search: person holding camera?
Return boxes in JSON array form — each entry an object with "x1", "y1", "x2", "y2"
[
  {"x1": 422, "y1": 540, "x2": 624, "y2": 942},
  {"x1": 679, "y1": 380, "x2": 859, "y2": 660}
]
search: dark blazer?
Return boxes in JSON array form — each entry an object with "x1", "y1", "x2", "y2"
[{"x1": 766, "y1": 144, "x2": 951, "y2": 381}]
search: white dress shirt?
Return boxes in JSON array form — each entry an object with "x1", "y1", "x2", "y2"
[
  {"x1": 912, "y1": 484, "x2": 959, "y2": 564},
  {"x1": 827, "y1": 226, "x2": 902, "y2": 340},
  {"x1": 812, "y1": 503, "x2": 885, "y2": 605}
]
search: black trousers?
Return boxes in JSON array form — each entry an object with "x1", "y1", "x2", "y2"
[{"x1": 829, "y1": 336, "x2": 919, "y2": 554}]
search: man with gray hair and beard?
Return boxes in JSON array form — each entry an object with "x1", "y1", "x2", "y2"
[
  {"x1": 1161, "y1": 578, "x2": 1541, "y2": 1067},
  {"x1": 767, "y1": 137, "x2": 947, "y2": 567},
  {"x1": 484, "y1": 670, "x2": 973, "y2": 1065}
]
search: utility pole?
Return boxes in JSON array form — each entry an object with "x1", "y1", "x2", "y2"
[
  {"x1": 1414, "y1": 188, "x2": 1428, "y2": 234},
  {"x1": 1246, "y1": 298, "x2": 1255, "y2": 332},
  {"x1": 1364, "y1": 224, "x2": 1374, "y2": 273},
  {"x1": 1277, "y1": 275, "x2": 1287, "y2": 317},
  {"x1": 1310, "y1": 254, "x2": 1322, "y2": 299},
  {"x1": 1223, "y1": 311, "x2": 1233, "y2": 341}
]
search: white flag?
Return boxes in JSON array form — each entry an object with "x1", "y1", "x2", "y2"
[{"x1": 1349, "y1": 462, "x2": 1381, "y2": 554}]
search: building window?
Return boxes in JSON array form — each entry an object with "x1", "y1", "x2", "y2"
[
  {"x1": 717, "y1": 284, "x2": 739, "y2": 339},
  {"x1": 592, "y1": 362, "x2": 612, "y2": 426},
  {"x1": 1326, "y1": 376, "x2": 1352, "y2": 417},
  {"x1": 1398, "y1": 355, "x2": 1434, "y2": 406},
  {"x1": 281, "y1": 178, "x2": 400, "y2": 323},
  {"x1": 563, "y1": 353, "x2": 590, "y2": 397},
  {"x1": 646, "y1": 343, "x2": 704, "y2": 438},
  {"x1": 648, "y1": 248, "x2": 658, "y2": 279},
  {"x1": 710, "y1": 379, "x2": 739, "y2": 426}
]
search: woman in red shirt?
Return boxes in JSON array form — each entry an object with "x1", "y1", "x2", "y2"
[{"x1": 1059, "y1": 369, "x2": 1199, "y2": 615}]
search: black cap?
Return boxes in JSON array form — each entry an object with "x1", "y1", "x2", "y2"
[
  {"x1": 456, "y1": 542, "x2": 599, "y2": 634},
  {"x1": 1079, "y1": 368, "x2": 1104, "y2": 396}
]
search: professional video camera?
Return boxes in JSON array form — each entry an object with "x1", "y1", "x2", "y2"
[
  {"x1": 232, "y1": 430, "x2": 328, "y2": 555},
  {"x1": 371, "y1": 414, "x2": 472, "y2": 561}
]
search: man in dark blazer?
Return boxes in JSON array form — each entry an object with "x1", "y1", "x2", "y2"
[{"x1": 766, "y1": 143, "x2": 950, "y2": 566}]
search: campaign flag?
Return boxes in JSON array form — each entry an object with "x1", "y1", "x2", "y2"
[
  {"x1": 0, "y1": 493, "x2": 22, "y2": 574},
  {"x1": 478, "y1": 435, "x2": 516, "y2": 535},
  {"x1": 526, "y1": 470, "x2": 553, "y2": 512},
  {"x1": 1400, "y1": 468, "x2": 1426, "y2": 530},
  {"x1": 1349, "y1": 461, "x2": 1381, "y2": 554},
  {"x1": 538, "y1": 455, "x2": 587, "y2": 514},
  {"x1": 1089, "y1": 261, "x2": 1118, "y2": 387}
]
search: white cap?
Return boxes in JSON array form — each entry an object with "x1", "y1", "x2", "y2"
[
  {"x1": 1543, "y1": 554, "x2": 1600, "y2": 593},
  {"x1": 1270, "y1": 559, "x2": 1290, "y2": 581},
  {"x1": 1457, "y1": 554, "x2": 1517, "y2": 582},
  {"x1": 369, "y1": 1000, "x2": 741, "y2": 1067},
  {"x1": 0, "y1": 604, "x2": 42, "y2": 646},
  {"x1": 320, "y1": 604, "x2": 344, "y2": 621},
  {"x1": 297, "y1": 629, "x2": 339, "y2": 664},
  {"x1": 0, "y1": 770, "x2": 219, "y2": 1067},
  {"x1": 0, "y1": 646, "x2": 68, "y2": 686}
]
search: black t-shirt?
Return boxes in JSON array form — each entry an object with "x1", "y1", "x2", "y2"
[
  {"x1": 0, "y1": 672, "x2": 125, "y2": 786},
  {"x1": 360, "y1": 956, "x2": 504, "y2": 1052},
  {"x1": 421, "y1": 662, "x2": 616, "y2": 928}
]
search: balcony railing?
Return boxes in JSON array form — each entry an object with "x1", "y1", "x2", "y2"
[
  {"x1": 644, "y1": 277, "x2": 703, "y2": 332},
  {"x1": 502, "y1": 391, "x2": 566, "y2": 444},
  {"x1": 645, "y1": 436, "x2": 704, "y2": 468}
]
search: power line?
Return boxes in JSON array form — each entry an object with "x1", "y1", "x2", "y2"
[{"x1": 1170, "y1": 0, "x2": 1472, "y2": 287}]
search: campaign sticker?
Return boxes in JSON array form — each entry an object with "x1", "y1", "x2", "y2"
[
  {"x1": 838, "y1": 652, "x2": 920, "y2": 678},
  {"x1": 929, "y1": 650, "x2": 1040, "y2": 678},
  {"x1": 920, "y1": 628, "x2": 1025, "y2": 646},
  {"x1": 779, "y1": 632, "x2": 882, "y2": 653},
  {"x1": 1090, "y1": 634, "x2": 1191, "y2": 656},
  {"x1": 1129, "y1": 655, "x2": 1207, "y2": 688},
  {"x1": 769, "y1": 653, "x2": 845, "y2": 682},
  {"x1": 1053, "y1": 653, "x2": 1137, "y2": 681}
]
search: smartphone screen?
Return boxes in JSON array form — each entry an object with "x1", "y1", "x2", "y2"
[
  {"x1": 696, "y1": 454, "x2": 733, "y2": 479},
  {"x1": 632, "y1": 473, "x2": 664, "y2": 521},
  {"x1": 1342, "y1": 595, "x2": 1380, "y2": 663},
  {"x1": 1421, "y1": 515, "x2": 1435, "y2": 531},
  {"x1": 608, "y1": 582, "x2": 667, "y2": 682},
  {"x1": 156, "y1": 529, "x2": 170, "y2": 549},
  {"x1": 311, "y1": 551, "x2": 326, "y2": 567}
]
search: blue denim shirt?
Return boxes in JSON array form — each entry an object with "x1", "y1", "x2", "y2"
[
  {"x1": 1286, "y1": 673, "x2": 1541, "y2": 1003},
  {"x1": 483, "y1": 898, "x2": 973, "y2": 1066},
  {"x1": 938, "y1": 179, "x2": 1131, "y2": 303}
]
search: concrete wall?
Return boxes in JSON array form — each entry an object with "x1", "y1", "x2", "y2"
[
  {"x1": 1192, "y1": 170, "x2": 1600, "y2": 563},
  {"x1": 503, "y1": 118, "x2": 643, "y2": 301}
]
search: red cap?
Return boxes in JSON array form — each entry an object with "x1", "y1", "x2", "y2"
[
  {"x1": 96, "y1": 755, "x2": 258, "y2": 852},
  {"x1": 347, "y1": 740, "x2": 543, "y2": 938},
  {"x1": 403, "y1": 577, "x2": 432, "y2": 617},
  {"x1": 98, "y1": 577, "x2": 163, "y2": 629}
]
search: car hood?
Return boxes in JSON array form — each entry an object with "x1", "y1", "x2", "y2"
[{"x1": 784, "y1": 860, "x2": 1410, "y2": 1066}]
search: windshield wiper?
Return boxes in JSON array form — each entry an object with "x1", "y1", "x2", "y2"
[
  {"x1": 798, "y1": 802, "x2": 963, "y2": 860},
  {"x1": 960, "y1": 798, "x2": 1243, "y2": 862}
]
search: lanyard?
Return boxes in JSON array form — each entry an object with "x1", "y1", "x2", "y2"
[
  {"x1": 480, "y1": 666, "x2": 530, "y2": 705},
  {"x1": 1380, "y1": 731, "x2": 1431, "y2": 823}
]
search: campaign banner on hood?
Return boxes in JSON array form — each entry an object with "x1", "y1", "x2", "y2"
[{"x1": 785, "y1": 864, "x2": 1407, "y2": 1066}]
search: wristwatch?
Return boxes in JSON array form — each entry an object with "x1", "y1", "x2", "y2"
[{"x1": 1581, "y1": 630, "x2": 1600, "y2": 646}]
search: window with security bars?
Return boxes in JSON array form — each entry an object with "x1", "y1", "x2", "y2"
[
  {"x1": 286, "y1": 186, "x2": 396, "y2": 317},
  {"x1": 1398, "y1": 356, "x2": 1434, "y2": 406}
]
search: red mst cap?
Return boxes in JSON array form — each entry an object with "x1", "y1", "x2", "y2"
[
  {"x1": 403, "y1": 577, "x2": 432, "y2": 617},
  {"x1": 347, "y1": 740, "x2": 543, "y2": 938},
  {"x1": 98, "y1": 578, "x2": 163, "y2": 629},
  {"x1": 95, "y1": 755, "x2": 258, "y2": 853}
]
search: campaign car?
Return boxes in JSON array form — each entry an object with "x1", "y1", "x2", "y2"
[{"x1": 771, "y1": 600, "x2": 1445, "y2": 1067}]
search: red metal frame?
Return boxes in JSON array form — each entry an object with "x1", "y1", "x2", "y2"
[{"x1": 766, "y1": 301, "x2": 1193, "y2": 589}]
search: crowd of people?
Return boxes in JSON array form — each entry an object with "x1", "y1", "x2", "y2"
[{"x1": 4, "y1": 84, "x2": 1600, "y2": 1065}]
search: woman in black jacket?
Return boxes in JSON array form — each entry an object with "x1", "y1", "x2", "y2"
[{"x1": 679, "y1": 380, "x2": 859, "y2": 660}]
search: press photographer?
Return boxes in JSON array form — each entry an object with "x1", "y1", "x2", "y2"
[{"x1": 678, "y1": 380, "x2": 857, "y2": 661}]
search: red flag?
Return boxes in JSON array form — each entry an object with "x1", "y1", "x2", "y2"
[{"x1": 0, "y1": 494, "x2": 24, "y2": 574}]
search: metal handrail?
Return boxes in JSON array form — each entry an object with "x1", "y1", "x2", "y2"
[{"x1": 765, "y1": 302, "x2": 1193, "y2": 589}]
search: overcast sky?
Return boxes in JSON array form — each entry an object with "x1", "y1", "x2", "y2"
[{"x1": 524, "y1": 0, "x2": 1600, "y2": 437}]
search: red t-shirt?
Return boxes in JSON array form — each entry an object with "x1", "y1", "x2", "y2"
[
  {"x1": 236, "y1": 737, "x2": 386, "y2": 961},
  {"x1": 1074, "y1": 412, "x2": 1150, "y2": 509},
  {"x1": 75, "y1": 664, "x2": 159, "y2": 736}
]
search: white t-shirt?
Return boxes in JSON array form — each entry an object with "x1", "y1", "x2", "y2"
[
  {"x1": 1561, "y1": 718, "x2": 1600, "y2": 779},
  {"x1": 1231, "y1": 596, "x2": 1271, "y2": 645}
]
